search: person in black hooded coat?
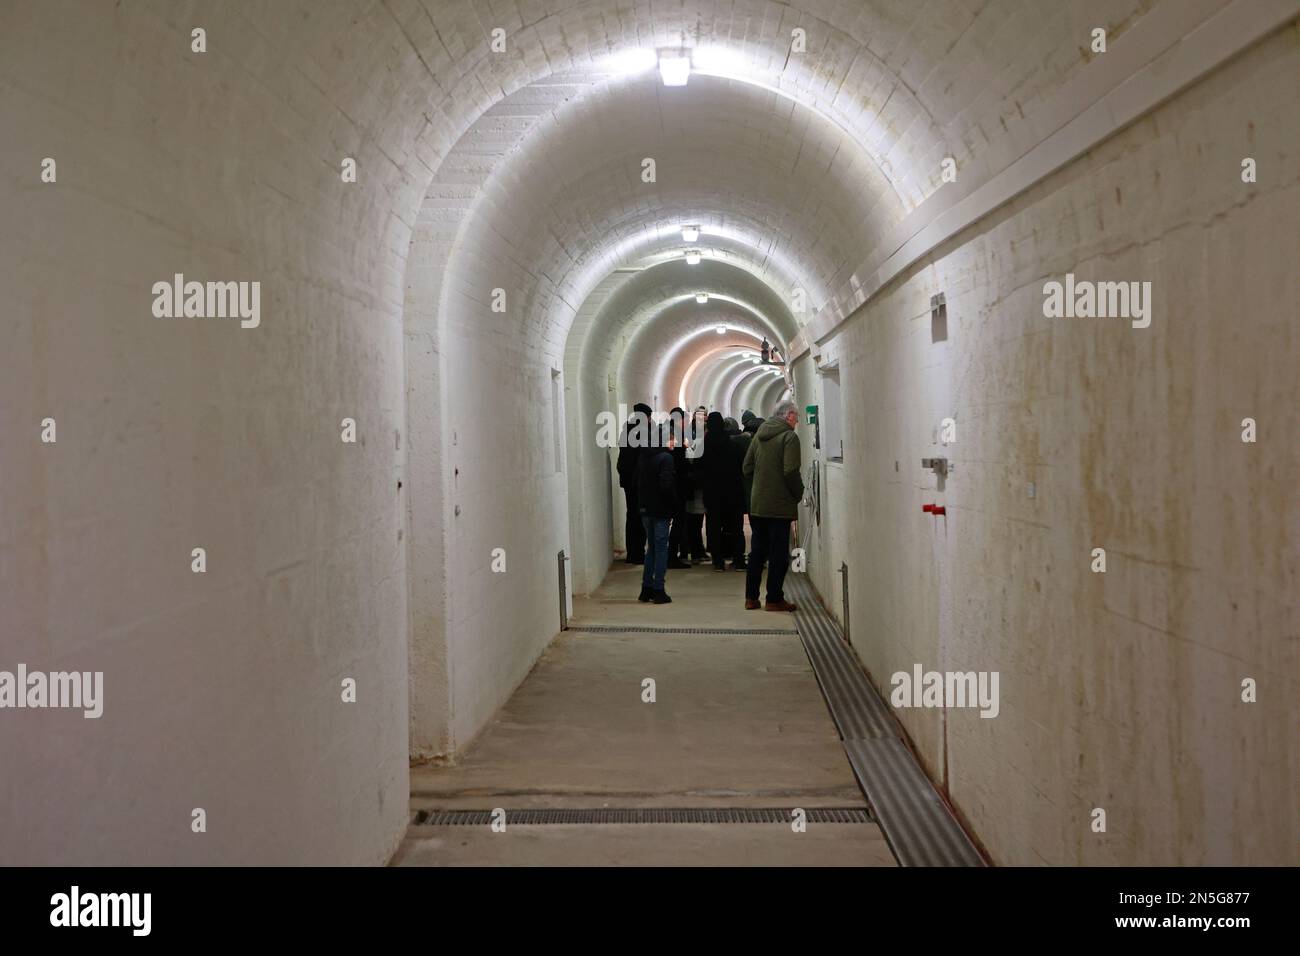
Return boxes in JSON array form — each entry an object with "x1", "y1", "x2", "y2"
[
  {"x1": 724, "y1": 417, "x2": 749, "y2": 569},
  {"x1": 684, "y1": 406, "x2": 709, "y2": 559},
  {"x1": 615, "y1": 402, "x2": 653, "y2": 563},
  {"x1": 665, "y1": 408, "x2": 693, "y2": 567},
  {"x1": 702, "y1": 411, "x2": 744, "y2": 570}
]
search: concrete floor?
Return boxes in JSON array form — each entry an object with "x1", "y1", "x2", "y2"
[
  {"x1": 397, "y1": 562, "x2": 896, "y2": 866},
  {"x1": 570, "y1": 556, "x2": 776, "y2": 629}
]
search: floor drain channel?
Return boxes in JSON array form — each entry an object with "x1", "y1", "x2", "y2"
[
  {"x1": 785, "y1": 575, "x2": 898, "y2": 740},
  {"x1": 785, "y1": 573, "x2": 988, "y2": 867},
  {"x1": 411, "y1": 807, "x2": 871, "y2": 826},
  {"x1": 566, "y1": 625, "x2": 797, "y2": 635}
]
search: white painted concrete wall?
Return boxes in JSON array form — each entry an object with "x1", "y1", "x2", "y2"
[
  {"x1": 816, "y1": 26, "x2": 1299, "y2": 864},
  {"x1": 1, "y1": 0, "x2": 422, "y2": 864},
  {"x1": 4, "y1": 0, "x2": 1293, "y2": 869},
  {"x1": 794, "y1": 350, "x2": 853, "y2": 634}
]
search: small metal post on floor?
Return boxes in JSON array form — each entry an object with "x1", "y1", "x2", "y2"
[
  {"x1": 558, "y1": 549, "x2": 569, "y2": 631},
  {"x1": 839, "y1": 561, "x2": 850, "y2": 645}
]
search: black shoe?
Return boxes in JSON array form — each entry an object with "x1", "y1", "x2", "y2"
[
  {"x1": 651, "y1": 591, "x2": 673, "y2": 604},
  {"x1": 625, "y1": 556, "x2": 644, "y2": 565},
  {"x1": 637, "y1": 587, "x2": 652, "y2": 603},
  {"x1": 732, "y1": 562, "x2": 748, "y2": 571},
  {"x1": 712, "y1": 563, "x2": 727, "y2": 572},
  {"x1": 667, "y1": 559, "x2": 690, "y2": 569}
]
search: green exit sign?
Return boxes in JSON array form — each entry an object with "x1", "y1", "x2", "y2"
[{"x1": 805, "y1": 404, "x2": 818, "y2": 425}]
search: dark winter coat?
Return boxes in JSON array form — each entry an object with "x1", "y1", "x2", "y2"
[
  {"x1": 667, "y1": 413, "x2": 692, "y2": 501},
  {"x1": 731, "y1": 430, "x2": 755, "y2": 512},
  {"x1": 685, "y1": 411, "x2": 707, "y2": 499},
  {"x1": 616, "y1": 404, "x2": 654, "y2": 489},
  {"x1": 701, "y1": 411, "x2": 737, "y2": 512},
  {"x1": 742, "y1": 416, "x2": 804, "y2": 519},
  {"x1": 739, "y1": 417, "x2": 761, "y2": 510},
  {"x1": 637, "y1": 447, "x2": 678, "y2": 519}
]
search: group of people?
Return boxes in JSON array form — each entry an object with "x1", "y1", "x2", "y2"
[{"x1": 616, "y1": 401, "x2": 804, "y2": 611}]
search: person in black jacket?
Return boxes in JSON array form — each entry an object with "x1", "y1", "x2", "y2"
[
  {"x1": 615, "y1": 402, "x2": 653, "y2": 564},
  {"x1": 684, "y1": 406, "x2": 709, "y2": 559},
  {"x1": 702, "y1": 411, "x2": 744, "y2": 570},
  {"x1": 665, "y1": 407, "x2": 692, "y2": 568},
  {"x1": 724, "y1": 416, "x2": 749, "y2": 570},
  {"x1": 637, "y1": 425, "x2": 677, "y2": 604},
  {"x1": 740, "y1": 413, "x2": 761, "y2": 510}
]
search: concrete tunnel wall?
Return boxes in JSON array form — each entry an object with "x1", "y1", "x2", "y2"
[
  {"x1": 2, "y1": 0, "x2": 426, "y2": 865},
  {"x1": 811, "y1": 28, "x2": 1300, "y2": 863},
  {"x1": 2, "y1": 0, "x2": 1295, "y2": 866}
]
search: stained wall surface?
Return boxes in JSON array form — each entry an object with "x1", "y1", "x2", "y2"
[
  {"x1": 1, "y1": 0, "x2": 1295, "y2": 866},
  {"x1": 803, "y1": 28, "x2": 1298, "y2": 863}
]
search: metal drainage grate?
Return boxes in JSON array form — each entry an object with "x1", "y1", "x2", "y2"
[
  {"x1": 784, "y1": 573, "x2": 988, "y2": 867},
  {"x1": 411, "y1": 807, "x2": 871, "y2": 826},
  {"x1": 565, "y1": 625, "x2": 797, "y2": 635},
  {"x1": 843, "y1": 739, "x2": 985, "y2": 867},
  {"x1": 784, "y1": 574, "x2": 897, "y2": 740}
]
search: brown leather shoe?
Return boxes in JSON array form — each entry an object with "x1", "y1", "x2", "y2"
[
  {"x1": 764, "y1": 600, "x2": 798, "y2": 612},
  {"x1": 745, "y1": 599, "x2": 761, "y2": 610}
]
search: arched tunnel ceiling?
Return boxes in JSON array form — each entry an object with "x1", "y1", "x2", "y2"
[
  {"x1": 410, "y1": 0, "x2": 1166, "y2": 417},
  {"x1": 631, "y1": 315, "x2": 765, "y2": 411},
  {"x1": 699, "y1": 353, "x2": 791, "y2": 418},
  {"x1": 407, "y1": 0, "x2": 1146, "y2": 214},
  {"x1": 438, "y1": 70, "x2": 891, "y2": 349},
  {"x1": 593, "y1": 259, "x2": 795, "y2": 409},
  {"x1": 669, "y1": 333, "x2": 768, "y2": 411}
]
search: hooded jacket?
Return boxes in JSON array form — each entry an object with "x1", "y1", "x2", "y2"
[
  {"x1": 616, "y1": 403, "x2": 654, "y2": 489},
  {"x1": 739, "y1": 416, "x2": 762, "y2": 510},
  {"x1": 637, "y1": 430, "x2": 678, "y2": 519},
  {"x1": 701, "y1": 411, "x2": 738, "y2": 511},
  {"x1": 730, "y1": 426, "x2": 755, "y2": 512},
  {"x1": 666, "y1": 410, "x2": 692, "y2": 502},
  {"x1": 741, "y1": 415, "x2": 804, "y2": 519}
]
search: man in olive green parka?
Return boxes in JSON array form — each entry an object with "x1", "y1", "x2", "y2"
[{"x1": 741, "y1": 400, "x2": 803, "y2": 611}]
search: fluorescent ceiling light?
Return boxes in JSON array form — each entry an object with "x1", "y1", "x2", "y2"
[
  {"x1": 681, "y1": 225, "x2": 700, "y2": 242},
  {"x1": 695, "y1": 293, "x2": 709, "y2": 304},
  {"x1": 691, "y1": 45, "x2": 748, "y2": 77},
  {"x1": 658, "y1": 52, "x2": 691, "y2": 86},
  {"x1": 600, "y1": 48, "x2": 657, "y2": 76},
  {"x1": 685, "y1": 251, "x2": 701, "y2": 265},
  {"x1": 715, "y1": 324, "x2": 726, "y2": 335}
]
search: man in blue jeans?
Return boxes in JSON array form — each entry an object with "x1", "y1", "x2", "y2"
[
  {"x1": 637, "y1": 425, "x2": 677, "y2": 604},
  {"x1": 741, "y1": 401, "x2": 803, "y2": 611}
]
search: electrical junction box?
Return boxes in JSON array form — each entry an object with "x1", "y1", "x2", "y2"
[{"x1": 805, "y1": 404, "x2": 818, "y2": 425}]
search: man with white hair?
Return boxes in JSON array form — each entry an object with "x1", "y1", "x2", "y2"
[{"x1": 740, "y1": 400, "x2": 803, "y2": 611}]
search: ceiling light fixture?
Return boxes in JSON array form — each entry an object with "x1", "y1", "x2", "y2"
[
  {"x1": 715, "y1": 324, "x2": 726, "y2": 335},
  {"x1": 685, "y1": 251, "x2": 701, "y2": 265},
  {"x1": 681, "y1": 225, "x2": 700, "y2": 243},
  {"x1": 695, "y1": 293, "x2": 709, "y2": 304},
  {"x1": 658, "y1": 51, "x2": 691, "y2": 87},
  {"x1": 600, "y1": 48, "x2": 658, "y2": 76}
]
